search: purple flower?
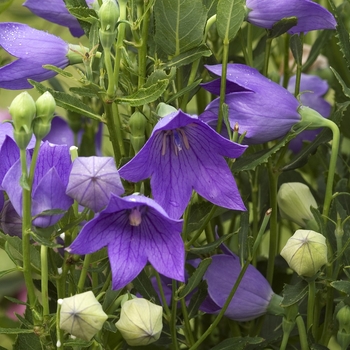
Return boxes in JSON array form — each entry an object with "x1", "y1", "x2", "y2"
[
  {"x1": 119, "y1": 110, "x2": 247, "y2": 219},
  {"x1": 0, "y1": 200, "x2": 22, "y2": 237},
  {"x1": 0, "y1": 23, "x2": 69, "y2": 90},
  {"x1": 66, "y1": 156, "x2": 124, "y2": 212},
  {"x1": 287, "y1": 74, "x2": 331, "y2": 153},
  {"x1": 67, "y1": 194, "x2": 185, "y2": 290},
  {"x1": 2, "y1": 141, "x2": 73, "y2": 227},
  {"x1": 200, "y1": 64, "x2": 301, "y2": 144},
  {"x1": 246, "y1": 0, "x2": 336, "y2": 34},
  {"x1": 200, "y1": 254, "x2": 275, "y2": 321}
]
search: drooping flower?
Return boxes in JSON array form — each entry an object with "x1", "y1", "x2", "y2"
[
  {"x1": 245, "y1": 0, "x2": 336, "y2": 35},
  {"x1": 200, "y1": 64, "x2": 301, "y2": 144},
  {"x1": 287, "y1": 74, "x2": 331, "y2": 153},
  {"x1": 66, "y1": 156, "x2": 124, "y2": 212},
  {"x1": 0, "y1": 23, "x2": 76, "y2": 89},
  {"x1": 200, "y1": 254, "x2": 283, "y2": 321},
  {"x1": 0, "y1": 200, "x2": 22, "y2": 237},
  {"x1": 2, "y1": 141, "x2": 73, "y2": 227},
  {"x1": 59, "y1": 291, "x2": 108, "y2": 341},
  {"x1": 119, "y1": 110, "x2": 247, "y2": 219},
  {"x1": 277, "y1": 182, "x2": 318, "y2": 229},
  {"x1": 116, "y1": 297, "x2": 163, "y2": 346},
  {"x1": 23, "y1": 0, "x2": 86, "y2": 37},
  {"x1": 280, "y1": 229, "x2": 327, "y2": 277},
  {"x1": 67, "y1": 194, "x2": 185, "y2": 290}
]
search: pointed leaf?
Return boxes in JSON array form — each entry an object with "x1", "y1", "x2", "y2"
[
  {"x1": 190, "y1": 233, "x2": 233, "y2": 255},
  {"x1": 331, "y1": 67, "x2": 350, "y2": 98},
  {"x1": 281, "y1": 280, "x2": 308, "y2": 307},
  {"x1": 0, "y1": 328, "x2": 34, "y2": 334},
  {"x1": 43, "y1": 64, "x2": 73, "y2": 79},
  {"x1": 331, "y1": 280, "x2": 350, "y2": 295},
  {"x1": 187, "y1": 280, "x2": 208, "y2": 319},
  {"x1": 217, "y1": 0, "x2": 245, "y2": 41},
  {"x1": 211, "y1": 337, "x2": 264, "y2": 350},
  {"x1": 132, "y1": 269, "x2": 160, "y2": 303}
]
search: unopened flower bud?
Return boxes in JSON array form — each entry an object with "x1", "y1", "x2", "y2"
[
  {"x1": 277, "y1": 182, "x2": 318, "y2": 229},
  {"x1": 280, "y1": 229, "x2": 327, "y2": 277},
  {"x1": 129, "y1": 111, "x2": 147, "y2": 153},
  {"x1": 99, "y1": 0, "x2": 119, "y2": 49},
  {"x1": 115, "y1": 298, "x2": 163, "y2": 346},
  {"x1": 33, "y1": 92, "x2": 56, "y2": 140},
  {"x1": 9, "y1": 92, "x2": 36, "y2": 149},
  {"x1": 59, "y1": 291, "x2": 108, "y2": 341},
  {"x1": 337, "y1": 304, "x2": 350, "y2": 350}
]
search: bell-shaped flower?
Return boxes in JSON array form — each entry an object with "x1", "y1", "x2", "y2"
[
  {"x1": 59, "y1": 291, "x2": 108, "y2": 341},
  {"x1": 0, "y1": 200, "x2": 22, "y2": 237},
  {"x1": 23, "y1": 0, "x2": 87, "y2": 37},
  {"x1": 119, "y1": 110, "x2": 247, "y2": 219},
  {"x1": 66, "y1": 156, "x2": 124, "y2": 212},
  {"x1": 67, "y1": 194, "x2": 185, "y2": 290},
  {"x1": 280, "y1": 229, "x2": 327, "y2": 277},
  {"x1": 2, "y1": 141, "x2": 73, "y2": 227},
  {"x1": 200, "y1": 64, "x2": 301, "y2": 144},
  {"x1": 245, "y1": 0, "x2": 336, "y2": 35},
  {"x1": 0, "y1": 23, "x2": 70, "y2": 89},
  {"x1": 116, "y1": 297, "x2": 163, "y2": 346},
  {"x1": 200, "y1": 254, "x2": 283, "y2": 321},
  {"x1": 277, "y1": 182, "x2": 318, "y2": 229},
  {"x1": 287, "y1": 74, "x2": 331, "y2": 153}
]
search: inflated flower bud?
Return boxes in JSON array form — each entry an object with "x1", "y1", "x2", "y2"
[
  {"x1": 280, "y1": 230, "x2": 327, "y2": 277},
  {"x1": 129, "y1": 111, "x2": 147, "y2": 153},
  {"x1": 99, "y1": 0, "x2": 119, "y2": 49},
  {"x1": 277, "y1": 182, "x2": 318, "y2": 229},
  {"x1": 9, "y1": 92, "x2": 36, "y2": 149},
  {"x1": 59, "y1": 291, "x2": 108, "y2": 341},
  {"x1": 336, "y1": 304, "x2": 350, "y2": 350},
  {"x1": 33, "y1": 92, "x2": 56, "y2": 140},
  {"x1": 115, "y1": 298, "x2": 163, "y2": 346}
]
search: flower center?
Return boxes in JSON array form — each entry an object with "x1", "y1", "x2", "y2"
[
  {"x1": 161, "y1": 128, "x2": 190, "y2": 156},
  {"x1": 129, "y1": 207, "x2": 142, "y2": 226}
]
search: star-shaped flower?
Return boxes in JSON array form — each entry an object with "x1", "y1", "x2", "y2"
[
  {"x1": 67, "y1": 194, "x2": 185, "y2": 290},
  {"x1": 119, "y1": 110, "x2": 247, "y2": 219},
  {"x1": 66, "y1": 156, "x2": 124, "y2": 212}
]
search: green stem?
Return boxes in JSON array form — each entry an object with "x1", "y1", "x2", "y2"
[
  {"x1": 282, "y1": 35, "x2": 290, "y2": 89},
  {"x1": 296, "y1": 315, "x2": 309, "y2": 350},
  {"x1": 307, "y1": 279, "x2": 316, "y2": 334},
  {"x1": 170, "y1": 280, "x2": 180, "y2": 350},
  {"x1": 41, "y1": 245, "x2": 49, "y2": 317},
  {"x1": 204, "y1": 14, "x2": 217, "y2": 40},
  {"x1": 104, "y1": 48, "x2": 115, "y2": 98},
  {"x1": 77, "y1": 254, "x2": 92, "y2": 293},
  {"x1": 217, "y1": 38, "x2": 229, "y2": 134},
  {"x1": 180, "y1": 295, "x2": 195, "y2": 346},
  {"x1": 154, "y1": 271, "x2": 171, "y2": 319},
  {"x1": 263, "y1": 38, "x2": 273, "y2": 76},
  {"x1": 181, "y1": 59, "x2": 201, "y2": 111},
  {"x1": 247, "y1": 24, "x2": 253, "y2": 66}
]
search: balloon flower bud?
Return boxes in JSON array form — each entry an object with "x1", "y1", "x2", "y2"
[
  {"x1": 129, "y1": 111, "x2": 147, "y2": 153},
  {"x1": 99, "y1": 0, "x2": 119, "y2": 49},
  {"x1": 337, "y1": 304, "x2": 350, "y2": 350},
  {"x1": 280, "y1": 230, "x2": 327, "y2": 277},
  {"x1": 277, "y1": 182, "x2": 318, "y2": 229},
  {"x1": 33, "y1": 92, "x2": 56, "y2": 140},
  {"x1": 115, "y1": 298, "x2": 163, "y2": 346},
  {"x1": 9, "y1": 92, "x2": 36, "y2": 149},
  {"x1": 59, "y1": 291, "x2": 108, "y2": 341}
]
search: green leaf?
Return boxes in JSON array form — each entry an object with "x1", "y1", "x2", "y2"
[
  {"x1": 43, "y1": 64, "x2": 73, "y2": 79},
  {"x1": 132, "y1": 269, "x2": 160, "y2": 304},
  {"x1": 217, "y1": 0, "x2": 245, "y2": 42},
  {"x1": 190, "y1": 233, "x2": 233, "y2": 255},
  {"x1": 0, "y1": 0, "x2": 14, "y2": 14},
  {"x1": 144, "y1": 68, "x2": 176, "y2": 88},
  {"x1": 20, "y1": 175, "x2": 30, "y2": 191},
  {"x1": 154, "y1": 0, "x2": 207, "y2": 56},
  {"x1": 0, "y1": 328, "x2": 33, "y2": 334},
  {"x1": 267, "y1": 17, "x2": 297, "y2": 39},
  {"x1": 281, "y1": 280, "x2": 308, "y2": 307},
  {"x1": 331, "y1": 66, "x2": 350, "y2": 98},
  {"x1": 178, "y1": 258, "x2": 211, "y2": 299},
  {"x1": 13, "y1": 332, "x2": 41, "y2": 350},
  {"x1": 290, "y1": 34, "x2": 303, "y2": 66},
  {"x1": 68, "y1": 7, "x2": 98, "y2": 24},
  {"x1": 331, "y1": 280, "x2": 350, "y2": 295},
  {"x1": 211, "y1": 336, "x2": 264, "y2": 350},
  {"x1": 166, "y1": 79, "x2": 202, "y2": 104},
  {"x1": 69, "y1": 87, "x2": 100, "y2": 98},
  {"x1": 29, "y1": 81, "x2": 102, "y2": 121},
  {"x1": 187, "y1": 280, "x2": 208, "y2": 319},
  {"x1": 116, "y1": 79, "x2": 169, "y2": 106},
  {"x1": 164, "y1": 45, "x2": 212, "y2": 69},
  {"x1": 0, "y1": 268, "x2": 18, "y2": 279},
  {"x1": 30, "y1": 231, "x2": 62, "y2": 249}
]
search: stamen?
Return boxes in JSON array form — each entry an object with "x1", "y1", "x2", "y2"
[
  {"x1": 162, "y1": 130, "x2": 171, "y2": 156},
  {"x1": 177, "y1": 128, "x2": 190, "y2": 150},
  {"x1": 129, "y1": 207, "x2": 142, "y2": 226}
]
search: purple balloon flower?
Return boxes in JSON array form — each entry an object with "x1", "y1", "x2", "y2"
[
  {"x1": 66, "y1": 156, "x2": 124, "y2": 212},
  {"x1": 245, "y1": 0, "x2": 336, "y2": 35},
  {"x1": 287, "y1": 74, "x2": 331, "y2": 153},
  {"x1": 2, "y1": 141, "x2": 73, "y2": 228},
  {"x1": 200, "y1": 64, "x2": 301, "y2": 144},
  {"x1": 0, "y1": 22, "x2": 69, "y2": 89},
  {"x1": 23, "y1": 0, "x2": 85, "y2": 37},
  {"x1": 67, "y1": 194, "x2": 185, "y2": 290},
  {"x1": 200, "y1": 254, "x2": 275, "y2": 321},
  {"x1": 119, "y1": 110, "x2": 247, "y2": 219}
]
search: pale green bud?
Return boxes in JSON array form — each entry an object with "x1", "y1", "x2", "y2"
[
  {"x1": 115, "y1": 298, "x2": 163, "y2": 346},
  {"x1": 280, "y1": 229, "x2": 327, "y2": 277},
  {"x1": 277, "y1": 182, "x2": 318, "y2": 229},
  {"x1": 156, "y1": 102, "x2": 177, "y2": 118},
  {"x1": 99, "y1": 0, "x2": 119, "y2": 49},
  {"x1": 59, "y1": 291, "x2": 108, "y2": 341},
  {"x1": 129, "y1": 111, "x2": 147, "y2": 153},
  {"x1": 9, "y1": 92, "x2": 36, "y2": 149},
  {"x1": 337, "y1": 305, "x2": 350, "y2": 350},
  {"x1": 33, "y1": 92, "x2": 56, "y2": 140}
]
